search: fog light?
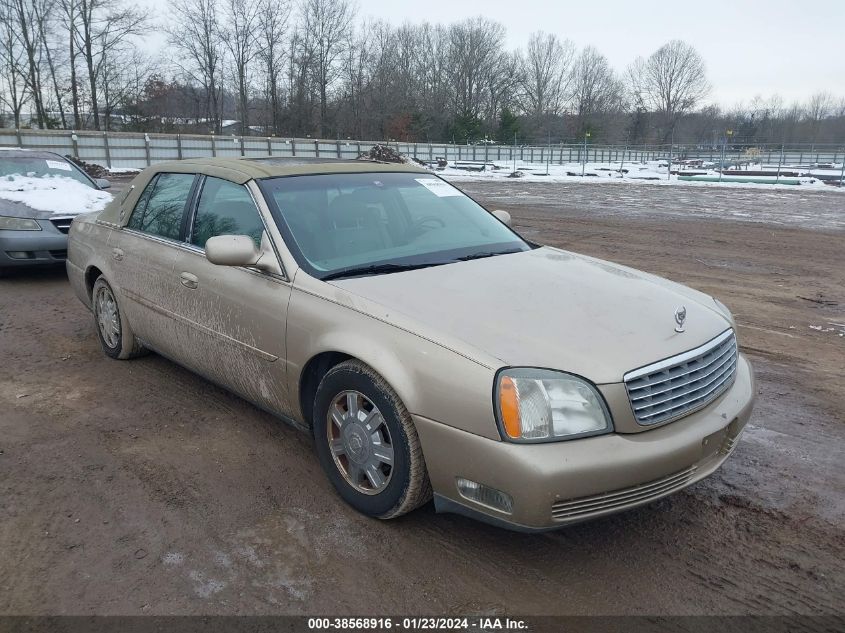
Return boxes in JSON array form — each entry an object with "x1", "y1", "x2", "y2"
[
  {"x1": 456, "y1": 477, "x2": 514, "y2": 514},
  {"x1": 6, "y1": 251, "x2": 33, "y2": 259}
]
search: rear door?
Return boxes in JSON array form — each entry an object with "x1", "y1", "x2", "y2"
[
  {"x1": 109, "y1": 172, "x2": 198, "y2": 357},
  {"x1": 169, "y1": 176, "x2": 293, "y2": 417}
]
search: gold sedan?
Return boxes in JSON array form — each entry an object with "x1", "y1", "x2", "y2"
[{"x1": 67, "y1": 158, "x2": 754, "y2": 531}]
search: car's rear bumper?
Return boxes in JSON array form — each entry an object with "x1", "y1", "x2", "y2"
[
  {"x1": 0, "y1": 222, "x2": 69, "y2": 268},
  {"x1": 414, "y1": 354, "x2": 755, "y2": 531}
]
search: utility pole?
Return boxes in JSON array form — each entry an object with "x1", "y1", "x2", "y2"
[
  {"x1": 839, "y1": 149, "x2": 845, "y2": 187},
  {"x1": 667, "y1": 126, "x2": 674, "y2": 181},
  {"x1": 581, "y1": 131, "x2": 590, "y2": 177},
  {"x1": 619, "y1": 134, "x2": 629, "y2": 177},
  {"x1": 719, "y1": 129, "x2": 733, "y2": 183}
]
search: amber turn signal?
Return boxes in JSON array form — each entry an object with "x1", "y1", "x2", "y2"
[{"x1": 499, "y1": 375, "x2": 522, "y2": 439}]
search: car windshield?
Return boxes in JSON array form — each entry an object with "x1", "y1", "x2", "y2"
[
  {"x1": 259, "y1": 172, "x2": 529, "y2": 279},
  {"x1": 0, "y1": 154, "x2": 94, "y2": 187}
]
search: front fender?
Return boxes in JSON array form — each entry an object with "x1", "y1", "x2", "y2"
[{"x1": 286, "y1": 284, "x2": 500, "y2": 441}]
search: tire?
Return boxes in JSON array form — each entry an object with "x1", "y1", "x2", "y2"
[
  {"x1": 313, "y1": 360, "x2": 432, "y2": 519},
  {"x1": 91, "y1": 276, "x2": 145, "y2": 360}
]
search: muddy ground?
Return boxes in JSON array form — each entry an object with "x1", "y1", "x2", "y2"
[{"x1": 1, "y1": 179, "x2": 843, "y2": 616}]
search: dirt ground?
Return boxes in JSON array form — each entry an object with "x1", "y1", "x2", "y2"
[{"x1": 1, "y1": 178, "x2": 843, "y2": 616}]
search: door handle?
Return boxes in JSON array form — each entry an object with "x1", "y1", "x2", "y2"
[
  {"x1": 179, "y1": 272, "x2": 199, "y2": 289},
  {"x1": 112, "y1": 247, "x2": 124, "y2": 262}
]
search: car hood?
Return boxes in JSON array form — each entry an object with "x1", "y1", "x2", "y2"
[
  {"x1": 0, "y1": 198, "x2": 55, "y2": 219},
  {"x1": 329, "y1": 247, "x2": 732, "y2": 384},
  {"x1": 0, "y1": 176, "x2": 111, "y2": 219}
]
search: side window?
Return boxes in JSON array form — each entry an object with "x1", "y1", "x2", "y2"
[
  {"x1": 126, "y1": 176, "x2": 157, "y2": 231},
  {"x1": 191, "y1": 177, "x2": 265, "y2": 248},
  {"x1": 126, "y1": 173, "x2": 195, "y2": 240}
]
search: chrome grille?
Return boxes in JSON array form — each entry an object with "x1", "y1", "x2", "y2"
[
  {"x1": 50, "y1": 216, "x2": 74, "y2": 234},
  {"x1": 551, "y1": 466, "x2": 697, "y2": 521},
  {"x1": 624, "y1": 330, "x2": 738, "y2": 426}
]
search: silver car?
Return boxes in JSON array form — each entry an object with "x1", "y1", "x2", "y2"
[
  {"x1": 0, "y1": 149, "x2": 111, "y2": 275},
  {"x1": 67, "y1": 158, "x2": 755, "y2": 531}
]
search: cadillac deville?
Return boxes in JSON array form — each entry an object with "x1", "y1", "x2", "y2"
[{"x1": 67, "y1": 157, "x2": 755, "y2": 531}]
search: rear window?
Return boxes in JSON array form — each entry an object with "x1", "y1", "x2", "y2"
[{"x1": 127, "y1": 173, "x2": 196, "y2": 240}]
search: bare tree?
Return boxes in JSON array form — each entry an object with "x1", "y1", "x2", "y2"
[
  {"x1": 300, "y1": 0, "x2": 354, "y2": 137},
  {"x1": 6, "y1": 0, "x2": 49, "y2": 127},
  {"x1": 629, "y1": 40, "x2": 709, "y2": 140},
  {"x1": 447, "y1": 16, "x2": 505, "y2": 126},
  {"x1": 414, "y1": 22, "x2": 450, "y2": 139},
  {"x1": 56, "y1": 0, "x2": 82, "y2": 127},
  {"x1": 257, "y1": 0, "x2": 290, "y2": 135},
  {"x1": 0, "y1": 0, "x2": 30, "y2": 127},
  {"x1": 570, "y1": 46, "x2": 623, "y2": 134},
  {"x1": 219, "y1": 0, "x2": 262, "y2": 135},
  {"x1": 484, "y1": 50, "x2": 520, "y2": 128},
  {"x1": 100, "y1": 46, "x2": 154, "y2": 129},
  {"x1": 519, "y1": 31, "x2": 573, "y2": 118},
  {"x1": 167, "y1": 0, "x2": 223, "y2": 133},
  {"x1": 805, "y1": 91, "x2": 834, "y2": 142},
  {"x1": 75, "y1": 0, "x2": 147, "y2": 129},
  {"x1": 340, "y1": 22, "x2": 370, "y2": 139}
]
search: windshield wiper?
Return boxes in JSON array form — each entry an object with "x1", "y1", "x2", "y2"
[
  {"x1": 321, "y1": 262, "x2": 442, "y2": 281},
  {"x1": 453, "y1": 249, "x2": 523, "y2": 262}
]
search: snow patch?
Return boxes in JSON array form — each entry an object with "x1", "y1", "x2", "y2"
[
  {"x1": 436, "y1": 160, "x2": 843, "y2": 193},
  {"x1": 0, "y1": 174, "x2": 113, "y2": 215}
]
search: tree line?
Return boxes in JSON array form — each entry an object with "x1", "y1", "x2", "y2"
[{"x1": 2, "y1": 0, "x2": 844, "y2": 145}]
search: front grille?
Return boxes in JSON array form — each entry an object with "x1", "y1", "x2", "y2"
[
  {"x1": 624, "y1": 330, "x2": 738, "y2": 426},
  {"x1": 49, "y1": 249, "x2": 67, "y2": 260},
  {"x1": 551, "y1": 466, "x2": 698, "y2": 521},
  {"x1": 50, "y1": 217, "x2": 74, "y2": 234}
]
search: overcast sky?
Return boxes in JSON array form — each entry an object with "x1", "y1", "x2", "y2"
[{"x1": 142, "y1": 0, "x2": 844, "y2": 108}]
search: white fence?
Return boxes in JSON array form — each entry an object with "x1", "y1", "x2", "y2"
[{"x1": 1, "y1": 128, "x2": 843, "y2": 169}]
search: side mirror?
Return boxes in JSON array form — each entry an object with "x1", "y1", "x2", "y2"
[
  {"x1": 206, "y1": 235, "x2": 261, "y2": 267},
  {"x1": 492, "y1": 209, "x2": 512, "y2": 226},
  {"x1": 95, "y1": 178, "x2": 111, "y2": 189}
]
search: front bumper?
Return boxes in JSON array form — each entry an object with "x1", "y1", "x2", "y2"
[
  {"x1": 415, "y1": 354, "x2": 755, "y2": 531},
  {"x1": 0, "y1": 219, "x2": 70, "y2": 268}
]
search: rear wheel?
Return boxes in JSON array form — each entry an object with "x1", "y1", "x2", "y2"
[
  {"x1": 313, "y1": 360, "x2": 432, "y2": 519},
  {"x1": 92, "y1": 276, "x2": 145, "y2": 360}
]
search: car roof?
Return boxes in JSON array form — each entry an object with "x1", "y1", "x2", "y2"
[
  {"x1": 97, "y1": 156, "x2": 432, "y2": 226},
  {"x1": 146, "y1": 157, "x2": 429, "y2": 185}
]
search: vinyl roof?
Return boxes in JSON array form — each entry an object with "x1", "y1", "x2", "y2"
[{"x1": 148, "y1": 157, "x2": 429, "y2": 184}]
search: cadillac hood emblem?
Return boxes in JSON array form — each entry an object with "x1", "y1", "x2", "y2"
[{"x1": 674, "y1": 306, "x2": 687, "y2": 333}]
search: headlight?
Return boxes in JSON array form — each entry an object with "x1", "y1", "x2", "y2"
[
  {"x1": 495, "y1": 368, "x2": 612, "y2": 442},
  {"x1": 0, "y1": 216, "x2": 41, "y2": 231}
]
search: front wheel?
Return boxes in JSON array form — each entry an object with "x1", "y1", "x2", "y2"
[
  {"x1": 313, "y1": 360, "x2": 432, "y2": 519},
  {"x1": 92, "y1": 276, "x2": 145, "y2": 360}
]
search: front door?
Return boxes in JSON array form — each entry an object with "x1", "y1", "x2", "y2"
[{"x1": 169, "y1": 176, "x2": 293, "y2": 418}]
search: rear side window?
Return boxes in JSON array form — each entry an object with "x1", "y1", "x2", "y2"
[
  {"x1": 190, "y1": 177, "x2": 264, "y2": 248},
  {"x1": 127, "y1": 173, "x2": 195, "y2": 240}
]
